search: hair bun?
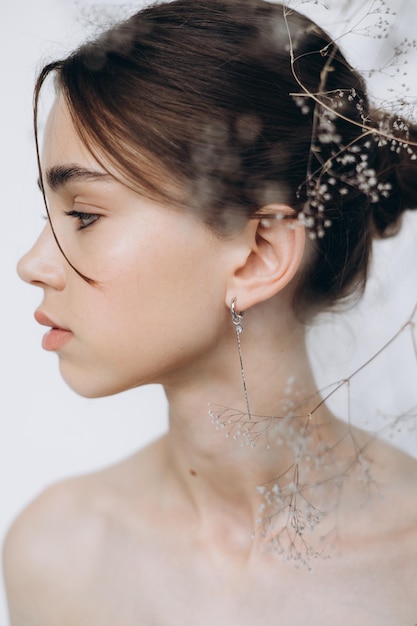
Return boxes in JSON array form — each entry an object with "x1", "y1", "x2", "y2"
[{"x1": 370, "y1": 110, "x2": 417, "y2": 238}]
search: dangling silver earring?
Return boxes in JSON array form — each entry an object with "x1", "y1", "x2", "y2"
[{"x1": 231, "y1": 298, "x2": 252, "y2": 420}]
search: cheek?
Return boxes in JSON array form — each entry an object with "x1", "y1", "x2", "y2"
[
  {"x1": 104, "y1": 218, "x2": 224, "y2": 308},
  {"x1": 60, "y1": 214, "x2": 232, "y2": 395},
  {"x1": 66, "y1": 270, "x2": 227, "y2": 397},
  {"x1": 112, "y1": 241, "x2": 222, "y2": 332},
  {"x1": 85, "y1": 230, "x2": 227, "y2": 357}
]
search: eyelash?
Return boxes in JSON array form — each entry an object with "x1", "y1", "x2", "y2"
[{"x1": 65, "y1": 210, "x2": 100, "y2": 230}]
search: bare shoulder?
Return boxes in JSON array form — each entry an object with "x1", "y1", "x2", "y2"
[
  {"x1": 366, "y1": 433, "x2": 417, "y2": 491},
  {"x1": 379, "y1": 443, "x2": 417, "y2": 605},
  {"x1": 338, "y1": 425, "x2": 417, "y2": 537},
  {"x1": 361, "y1": 434, "x2": 417, "y2": 571},
  {"x1": 2, "y1": 476, "x2": 103, "y2": 624},
  {"x1": 3, "y1": 437, "x2": 167, "y2": 625}
]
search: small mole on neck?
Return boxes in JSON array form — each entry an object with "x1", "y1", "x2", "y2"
[{"x1": 189, "y1": 469, "x2": 197, "y2": 476}]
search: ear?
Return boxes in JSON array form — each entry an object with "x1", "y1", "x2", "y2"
[{"x1": 225, "y1": 205, "x2": 305, "y2": 311}]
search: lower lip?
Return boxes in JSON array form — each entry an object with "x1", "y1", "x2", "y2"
[{"x1": 42, "y1": 328, "x2": 73, "y2": 351}]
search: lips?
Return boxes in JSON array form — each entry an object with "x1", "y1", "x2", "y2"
[
  {"x1": 34, "y1": 309, "x2": 73, "y2": 351},
  {"x1": 34, "y1": 310, "x2": 66, "y2": 329}
]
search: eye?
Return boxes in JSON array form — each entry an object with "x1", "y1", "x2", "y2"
[{"x1": 65, "y1": 210, "x2": 100, "y2": 230}]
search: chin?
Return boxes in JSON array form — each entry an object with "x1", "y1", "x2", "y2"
[
  {"x1": 59, "y1": 366, "x2": 129, "y2": 399},
  {"x1": 63, "y1": 381, "x2": 117, "y2": 399},
  {"x1": 58, "y1": 359, "x2": 163, "y2": 398}
]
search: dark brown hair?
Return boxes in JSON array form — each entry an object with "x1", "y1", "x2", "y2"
[{"x1": 34, "y1": 0, "x2": 417, "y2": 317}]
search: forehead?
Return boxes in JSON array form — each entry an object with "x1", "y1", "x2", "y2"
[
  {"x1": 41, "y1": 94, "x2": 184, "y2": 203},
  {"x1": 42, "y1": 95, "x2": 104, "y2": 174}
]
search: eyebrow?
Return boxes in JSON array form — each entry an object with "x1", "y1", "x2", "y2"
[{"x1": 41, "y1": 164, "x2": 113, "y2": 192}]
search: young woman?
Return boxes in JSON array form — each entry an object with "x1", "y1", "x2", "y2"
[{"x1": 4, "y1": 1, "x2": 417, "y2": 623}]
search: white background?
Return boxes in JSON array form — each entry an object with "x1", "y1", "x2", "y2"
[{"x1": 1, "y1": 0, "x2": 417, "y2": 623}]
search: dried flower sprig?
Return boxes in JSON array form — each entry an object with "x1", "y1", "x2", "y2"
[
  {"x1": 209, "y1": 301, "x2": 417, "y2": 565},
  {"x1": 283, "y1": 1, "x2": 417, "y2": 239}
]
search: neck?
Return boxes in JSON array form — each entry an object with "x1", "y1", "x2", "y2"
[{"x1": 161, "y1": 305, "x2": 357, "y2": 557}]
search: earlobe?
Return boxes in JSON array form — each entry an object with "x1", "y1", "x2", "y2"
[{"x1": 225, "y1": 205, "x2": 305, "y2": 310}]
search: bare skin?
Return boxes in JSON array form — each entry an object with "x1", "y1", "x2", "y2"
[
  {"x1": 4, "y1": 432, "x2": 417, "y2": 626},
  {"x1": 4, "y1": 97, "x2": 417, "y2": 625}
]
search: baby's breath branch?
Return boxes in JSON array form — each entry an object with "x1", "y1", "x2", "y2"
[
  {"x1": 410, "y1": 317, "x2": 417, "y2": 362},
  {"x1": 373, "y1": 404, "x2": 417, "y2": 441},
  {"x1": 208, "y1": 404, "x2": 275, "y2": 447},
  {"x1": 310, "y1": 301, "x2": 417, "y2": 418},
  {"x1": 210, "y1": 301, "x2": 416, "y2": 564},
  {"x1": 302, "y1": 128, "x2": 374, "y2": 192},
  {"x1": 283, "y1": 5, "x2": 417, "y2": 150},
  {"x1": 210, "y1": 303, "x2": 417, "y2": 442},
  {"x1": 304, "y1": 40, "x2": 339, "y2": 194},
  {"x1": 210, "y1": 299, "x2": 416, "y2": 450}
]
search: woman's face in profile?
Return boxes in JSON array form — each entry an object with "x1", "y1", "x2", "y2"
[{"x1": 17, "y1": 96, "x2": 234, "y2": 398}]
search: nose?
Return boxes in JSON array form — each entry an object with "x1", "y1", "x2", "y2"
[{"x1": 17, "y1": 223, "x2": 66, "y2": 290}]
